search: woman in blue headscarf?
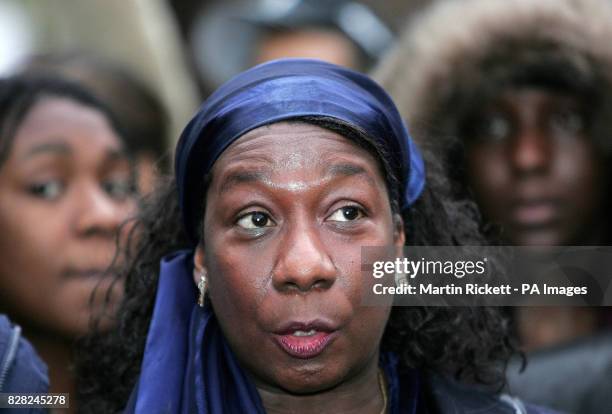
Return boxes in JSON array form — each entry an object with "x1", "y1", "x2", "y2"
[{"x1": 76, "y1": 59, "x2": 553, "y2": 413}]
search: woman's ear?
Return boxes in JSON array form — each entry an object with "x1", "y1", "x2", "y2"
[{"x1": 193, "y1": 243, "x2": 207, "y2": 286}]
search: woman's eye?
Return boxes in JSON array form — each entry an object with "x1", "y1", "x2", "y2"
[
  {"x1": 475, "y1": 113, "x2": 512, "y2": 142},
  {"x1": 236, "y1": 211, "x2": 274, "y2": 229},
  {"x1": 27, "y1": 180, "x2": 64, "y2": 200},
  {"x1": 327, "y1": 206, "x2": 364, "y2": 222},
  {"x1": 102, "y1": 178, "x2": 135, "y2": 200},
  {"x1": 550, "y1": 108, "x2": 585, "y2": 137}
]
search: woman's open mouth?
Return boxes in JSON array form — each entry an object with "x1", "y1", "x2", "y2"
[{"x1": 273, "y1": 321, "x2": 339, "y2": 359}]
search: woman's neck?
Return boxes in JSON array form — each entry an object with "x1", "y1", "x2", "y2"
[
  {"x1": 257, "y1": 358, "x2": 386, "y2": 414},
  {"x1": 24, "y1": 329, "x2": 77, "y2": 413}
]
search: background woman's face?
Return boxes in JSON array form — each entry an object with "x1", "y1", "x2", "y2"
[
  {"x1": 464, "y1": 88, "x2": 608, "y2": 246},
  {"x1": 0, "y1": 97, "x2": 135, "y2": 337},
  {"x1": 195, "y1": 122, "x2": 403, "y2": 393}
]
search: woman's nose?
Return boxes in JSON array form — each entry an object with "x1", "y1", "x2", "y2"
[
  {"x1": 74, "y1": 185, "x2": 130, "y2": 237},
  {"x1": 271, "y1": 220, "x2": 337, "y2": 293},
  {"x1": 509, "y1": 127, "x2": 552, "y2": 175}
]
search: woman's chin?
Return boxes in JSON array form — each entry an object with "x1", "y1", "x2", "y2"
[
  {"x1": 275, "y1": 371, "x2": 340, "y2": 395},
  {"x1": 268, "y1": 357, "x2": 355, "y2": 395}
]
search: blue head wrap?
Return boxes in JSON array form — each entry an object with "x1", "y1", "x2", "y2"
[{"x1": 175, "y1": 58, "x2": 425, "y2": 242}]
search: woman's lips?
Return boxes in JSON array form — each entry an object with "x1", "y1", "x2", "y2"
[
  {"x1": 272, "y1": 320, "x2": 339, "y2": 359},
  {"x1": 274, "y1": 331, "x2": 337, "y2": 359},
  {"x1": 510, "y1": 200, "x2": 560, "y2": 226}
]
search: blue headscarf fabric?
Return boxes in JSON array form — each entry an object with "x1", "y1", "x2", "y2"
[
  {"x1": 124, "y1": 251, "x2": 426, "y2": 414},
  {"x1": 175, "y1": 58, "x2": 425, "y2": 242}
]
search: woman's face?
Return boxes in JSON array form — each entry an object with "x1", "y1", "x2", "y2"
[
  {"x1": 195, "y1": 122, "x2": 404, "y2": 393},
  {"x1": 0, "y1": 97, "x2": 136, "y2": 337},
  {"x1": 464, "y1": 88, "x2": 608, "y2": 246}
]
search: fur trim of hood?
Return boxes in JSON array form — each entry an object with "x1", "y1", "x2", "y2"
[{"x1": 373, "y1": 0, "x2": 612, "y2": 136}]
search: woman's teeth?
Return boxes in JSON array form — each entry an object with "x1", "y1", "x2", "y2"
[{"x1": 292, "y1": 329, "x2": 317, "y2": 337}]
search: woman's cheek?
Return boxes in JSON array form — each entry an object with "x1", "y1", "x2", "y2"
[{"x1": 207, "y1": 247, "x2": 269, "y2": 313}]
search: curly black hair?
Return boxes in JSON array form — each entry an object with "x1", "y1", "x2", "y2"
[{"x1": 76, "y1": 116, "x2": 516, "y2": 413}]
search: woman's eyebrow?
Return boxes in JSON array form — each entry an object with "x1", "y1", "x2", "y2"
[
  {"x1": 104, "y1": 148, "x2": 131, "y2": 162},
  {"x1": 326, "y1": 163, "x2": 375, "y2": 186},
  {"x1": 327, "y1": 163, "x2": 366, "y2": 177},
  {"x1": 21, "y1": 142, "x2": 71, "y2": 160},
  {"x1": 219, "y1": 170, "x2": 269, "y2": 193}
]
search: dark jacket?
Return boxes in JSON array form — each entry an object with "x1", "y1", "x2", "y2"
[
  {"x1": 0, "y1": 314, "x2": 49, "y2": 413},
  {"x1": 506, "y1": 332, "x2": 612, "y2": 414},
  {"x1": 425, "y1": 374, "x2": 559, "y2": 414}
]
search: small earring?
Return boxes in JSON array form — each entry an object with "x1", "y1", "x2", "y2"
[
  {"x1": 395, "y1": 271, "x2": 408, "y2": 288},
  {"x1": 198, "y1": 271, "x2": 208, "y2": 307}
]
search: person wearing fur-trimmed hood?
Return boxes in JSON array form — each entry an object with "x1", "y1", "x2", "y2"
[
  {"x1": 375, "y1": 0, "x2": 612, "y2": 250},
  {"x1": 374, "y1": 0, "x2": 612, "y2": 412}
]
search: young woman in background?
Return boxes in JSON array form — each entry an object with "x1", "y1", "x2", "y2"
[{"x1": 0, "y1": 75, "x2": 137, "y2": 404}]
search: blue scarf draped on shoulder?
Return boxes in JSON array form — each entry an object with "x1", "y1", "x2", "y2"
[{"x1": 124, "y1": 251, "x2": 425, "y2": 414}]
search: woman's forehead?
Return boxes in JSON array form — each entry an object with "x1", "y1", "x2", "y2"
[
  {"x1": 12, "y1": 97, "x2": 123, "y2": 151},
  {"x1": 213, "y1": 122, "x2": 379, "y2": 171}
]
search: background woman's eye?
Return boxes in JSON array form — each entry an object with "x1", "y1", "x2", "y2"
[
  {"x1": 474, "y1": 113, "x2": 512, "y2": 142},
  {"x1": 550, "y1": 108, "x2": 585, "y2": 137},
  {"x1": 236, "y1": 211, "x2": 274, "y2": 229},
  {"x1": 27, "y1": 180, "x2": 64, "y2": 200},
  {"x1": 328, "y1": 206, "x2": 364, "y2": 222},
  {"x1": 102, "y1": 177, "x2": 135, "y2": 200}
]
